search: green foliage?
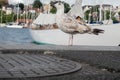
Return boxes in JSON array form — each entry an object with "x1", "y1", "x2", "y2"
[
  {"x1": 84, "y1": 10, "x2": 90, "y2": 20},
  {"x1": 6, "y1": 14, "x2": 14, "y2": 22},
  {"x1": 84, "y1": 5, "x2": 116, "y2": 22},
  {"x1": 0, "y1": 10, "x2": 5, "y2": 23},
  {"x1": 64, "y1": 2, "x2": 71, "y2": 13},
  {"x1": 33, "y1": 0, "x2": 42, "y2": 8},
  {"x1": 105, "y1": 10, "x2": 110, "y2": 19},
  {"x1": 118, "y1": 11, "x2": 120, "y2": 15},
  {"x1": 50, "y1": 7, "x2": 57, "y2": 13},
  {"x1": 0, "y1": 5, "x2": 1, "y2": 8},
  {"x1": 50, "y1": 2, "x2": 70, "y2": 13},
  {"x1": 105, "y1": 10, "x2": 114, "y2": 20},
  {"x1": 0, "y1": 10, "x2": 16, "y2": 23},
  {"x1": 112, "y1": 17, "x2": 118, "y2": 22},
  {"x1": 112, "y1": 12, "x2": 119, "y2": 23},
  {"x1": 19, "y1": 3, "x2": 24, "y2": 11},
  {"x1": 84, "y1": 6, "x2": 99, "y2": 21}
]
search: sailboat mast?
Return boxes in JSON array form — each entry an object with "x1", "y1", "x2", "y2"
[
  {"x1": 16, "y1": 3, "x2": 19, "y2": 24},
  {"x1": 48, "y1": 0, "x2": 52, "y2": 14},
  {"x1": 109, "y1": 6, "x2": 112, "y2": 20},
  {"x1": 0, "y1": 8, "x2": 2, "y2": 24},
  {"x1": 103, "y1": 7, "x2": 106, "y2": 20},
  {"x1": 48, "y1": 3, "x2": 50, "y2": 14},
  {"x1": 99, "y1": 5, "x2": 102, "y2": 22}
]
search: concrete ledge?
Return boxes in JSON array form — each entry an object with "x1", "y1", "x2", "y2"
[{"x1": 0, "y1": 43, "x2": 120, "y2": 51}]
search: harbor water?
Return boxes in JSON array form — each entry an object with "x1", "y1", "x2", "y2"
[{"x1": 0, "y1": 27, "x2": 33, "y2": 44}]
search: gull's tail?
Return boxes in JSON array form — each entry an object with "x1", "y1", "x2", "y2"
[
  {"x1": 93, "y1": 28, "x2": 104, "y2": 35},
  {"x1": 77, "y1": 20, "x2": 104, "y2": 35}
]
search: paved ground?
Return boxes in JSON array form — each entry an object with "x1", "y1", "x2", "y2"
[
  {"x1": 0, "y1": 54, "x2": 81, "y2": 78},
  {"x1": 0, "y1": 44, "x2": 120, "y2": 80}
]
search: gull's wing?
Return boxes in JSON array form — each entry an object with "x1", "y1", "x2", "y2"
[
  {"x1": 58, "y1": 14, "x2": 88, "y2": 34},
  {"x1": 61, "y1": 15, "x2": 79, "y2": 29},
  {"x1": 58, "y1": 14, "x2": 93, "y2": 34}
]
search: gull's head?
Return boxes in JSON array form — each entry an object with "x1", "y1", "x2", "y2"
[{"x1": 51, "y1": 1, "x2": 64, "y2": 10}]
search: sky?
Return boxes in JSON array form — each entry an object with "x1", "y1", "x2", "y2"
[
  {"x1": 82, "y1": 0, "x2": 120, "y2": 7},
  {"x1": 8, "y1": 0, "x2": 120, "y2": 7}
]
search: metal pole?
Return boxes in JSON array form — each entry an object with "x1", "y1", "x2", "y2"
[
  {"x1": 16, "y1": 3, "x2": 19, "y2": 24},
  {"x1": 88, "y1": 7, "x2": 92, "y2": 24},
  {"x1": 104, "y1": 8, "x2": 106, "y2": 20},
  {"x1": 0, "y1": 9, "x2": 2, "y2": 24},
  {"x1": 48, "y1": 4, "x2": 50, "y2": 14},
  {"x1": 109, "y1": 6, "x2": 112, "y2": 20},
  {"x1": 99, "y1": 5, "x2": 102, "y2": 22}
]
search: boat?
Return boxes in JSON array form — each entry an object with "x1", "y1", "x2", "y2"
[
  {"x1": 6, "y1": 22, "x2": 23, "y2": 28},
  {"x1": 6, "y1": 25, "x2": 23, "y2": 28},
  {"x1": 0, "y1": 24, "x2": 6, "y2": 27},
  {"x1": 5, "y1": 3, "x2": 24, "y2": 28},
  {"x1": 30, "y1": 0, "x2": 120, "y2": 46},
  {"x1": 30, "y1": 23, "x2": 120, "y2": 46}
]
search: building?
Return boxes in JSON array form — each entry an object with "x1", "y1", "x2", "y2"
[
  {"x1": 83, "y1": 4, "x2": 113, "y2": 12},
  {"x1": 102, "y1": 4, "x2": 113, "y2": 11},
  {"x1": 6, "y1": 7, "x2": 12, "y2": 15},
  {"x1": 5, "y1": 5, "x2": 14, "y2": 15},
  {"x1": 82, "y1": 5, "x2": 93, "y2": 13},
  {"x1": 0, "y1": 0, "x2": 13, "y2": 15}
]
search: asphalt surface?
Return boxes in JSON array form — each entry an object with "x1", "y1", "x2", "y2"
[{"x1": 0, "y1": 44, "x2": 120, "y2": 80}]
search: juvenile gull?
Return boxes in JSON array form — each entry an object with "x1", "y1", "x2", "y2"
[{"x1": 53, "y1": 1, "x2": 104, "y2": 46}]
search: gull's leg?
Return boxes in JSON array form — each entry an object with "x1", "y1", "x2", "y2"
[
  {"x1": 69, "y1": 34, "x2": 73, "y2": 46},
  {"x1": 71, "y1": 34, "x2": 73, "y2": 46},
  {"x1": 68, "y1": 34, "x2": 71, "y2": 46}
]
